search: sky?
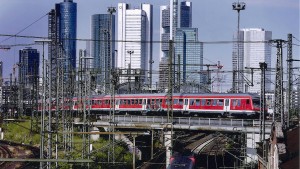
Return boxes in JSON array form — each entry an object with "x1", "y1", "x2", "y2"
[{"x1": 0, "y1": 0, "x2": 299, "y2": 89}]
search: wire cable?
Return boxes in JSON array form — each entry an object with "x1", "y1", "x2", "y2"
[{"x1": 0, "y1": 13, "x2": 48, "y2": 44}]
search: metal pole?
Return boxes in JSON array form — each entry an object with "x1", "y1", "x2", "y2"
[
  {"x1": 286, "y1": 34, "x2": 293, "y2": 128},
  {"x1": 133, "y1": 135, "x2": 136, "y2": 169},
  {"x1": 127, "y1": 50, "x2": 134, "y2": 93},
  {"x1": 232, "y1": 2, "x2": 246, "y2": 93}
]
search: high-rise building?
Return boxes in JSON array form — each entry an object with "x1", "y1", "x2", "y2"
[
  {"x1": 117, "y1": 3, "x2": 153, "y2": 84},
  {"x1": 180, "y1": 1, "x2": 192, "y2": 28},
  {"x1": 175, "y1": 28, "x2": 203, "y2": 84},
  {"x1": 158, "y1": 5, "x2": 171, "y2": 90},
  {"x1": 19, "y1": 48, "x2": 40, "y2": 88},
  {"x1": 170, "y1": 0, "x2": 178, "y2": 40},
  {"x1": 159, "y1": 0, "x2": 196, "y2": 90},
  {"x1": 91, "y1": 14, "x2": 115, "y2": 93},
  {"x1": 233, "y1": 28, "x2": 272, "y2": 93},
  {"x1": 49, "y1": 0, "x2": 77, "y2": 70}
]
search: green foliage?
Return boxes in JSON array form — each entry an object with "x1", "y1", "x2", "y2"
[
  {"x1": 2, "y1": 120, "x2": 134, "y2": 169},
  {"x1": 2, "y1": 120, "x2": 40, "y2": 145}
]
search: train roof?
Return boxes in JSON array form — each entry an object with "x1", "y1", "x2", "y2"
[{"x1": 89, "y1": 93, "x2": 259, "y2": 98}]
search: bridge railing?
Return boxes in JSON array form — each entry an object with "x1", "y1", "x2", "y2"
[{"x1": 96, "y1": 115, "x2": 272, "y2": 128}]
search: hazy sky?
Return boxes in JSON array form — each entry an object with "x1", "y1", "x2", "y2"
[{"x1": 0, "y1": 0, "x2": 299, "y2": 86}]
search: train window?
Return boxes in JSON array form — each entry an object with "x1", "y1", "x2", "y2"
[
  {"x1": 196, "y1": 99, "x2": 200, "y2": 106},
  {"x1": 253, "y1": 100, "x2": 260, "y2": 107},
  {"x1": 237, "y1": 100, "x2": 241, "y2": 106},
  {"x1": 174, "y1": 99, "x2": 178, "y2": 105},
  {"x1": 131, "y1": 99, "x2": 134, "y2": 105},
  {"x1": 135, "y1": 99, "x2": 138, "y2": 104},
  {"x1": 189, "y1": 99, "x2": 195, "y2": 105},
  {"x1": 179, "y1": 99, "x2": 183, "y2": 105},
  {"x1": 139, "y1": 99, "x2": 142, "y2": 104},
  {"x1": 213, "y1": 99, "x2": 217, "y2": 106},
  {"x1": 143, "y1": 99, "x2": 146, "y2": 105},
  {"x1": 246, "y1": 99, "x2": 250, "y2": 104},
  {"x1": 201, "y1": 99, "x2": 206, "y2": 106},
  {"x1": 207, "y1": 99, "x2": 211, "y2": 106},
  {"x1": 218, "y1": 99, "x2": 224, "y2": 106},
  {"x1": 232, "y1": 100, "x2": 237, "y2": 106},
  {"x1": 128, "y1": 100, "x2": 131, "y2": 105}
]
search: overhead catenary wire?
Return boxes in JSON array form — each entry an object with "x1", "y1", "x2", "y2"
[
  {"x1": 0, "y1": 33, "x2": 276, "y2": 45},
  {"x1": 0, "y1": 13, "x2": 48, "y2": 44}
]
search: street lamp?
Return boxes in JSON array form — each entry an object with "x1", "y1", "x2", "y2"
[
  {"x1": 127, "y1": 50, "x2": 134, "y2": 93},
  {"x1": 232, "y1": 2, "x2": 246, "y2": 93}
]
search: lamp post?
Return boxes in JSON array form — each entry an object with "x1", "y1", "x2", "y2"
[
  {"x1": 232, "y1": 2, "x2": 246, "y2": 93},
  {"x1": 127, "y1": 50, "x2": 134, "y2": 93}
]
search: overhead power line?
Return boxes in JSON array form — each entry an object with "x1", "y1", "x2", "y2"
[
  {"x1": 0, "y1": 13, "x2": 48, "y2": 44},
  {"x1": 0, "y1": 33, "x2": 273, "y2": 45}
]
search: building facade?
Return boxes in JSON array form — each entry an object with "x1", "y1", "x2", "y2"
[
  {"x1": 180, "y1": 1, "x2": 192, "y2": 28},
  {"x1": 232, "y1": 28, "x2": 272, "y2": 93},
  {"x1": 91, "y1": 14, "x2": 115, "y2": 93},
  {"x1": 159, "y1": 0, "x2": 197, "y2": 90},
  {"x1": 175, "y1": 28, "x2": 203, "y2": 85},
  {"x1": 49, "y1": 0, "x2": 77, "y2": 70},
  {"x1": 243, "y1": 28, "x2": 272, "y2": 93},
  {"x1": 19, "y1": 48, "x2": 40, "y2": 88},
  {"x1": 117, "y1": 3, "x2": 153, "y2": 84}
]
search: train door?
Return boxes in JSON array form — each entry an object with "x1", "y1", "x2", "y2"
[
  {"x1": 183, "y1": 99, "x2": 188, "y2": 111},
  {"x1": 115, "y1": 99, "x2": 119, "y2": 111},
  {"x1": 142, "y1": 99, "x2": 147, "y2": 111},
  {"x1": 224, "y1": 99, "x2": 230, "y2": 112}
]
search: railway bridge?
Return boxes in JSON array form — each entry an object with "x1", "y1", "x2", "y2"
[{"x1": 76, "y1": 115, "x2": 272, "y2": 163}]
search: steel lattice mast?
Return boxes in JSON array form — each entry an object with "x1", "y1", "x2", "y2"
[
  {"x1": 286, "y1": 34, "x2": 293, "y2": 128},
  {"x1": 271, "y1": 39, "x2": 285, "y2": 124}
]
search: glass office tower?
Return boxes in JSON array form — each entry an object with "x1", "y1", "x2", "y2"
[
  {"x1": 91, "y1": 14, "x2": 115, "y2": 93},
  {"x1": 19, "y1": 48, "x2": 40, "y2": 87},
  {"x1": 53, "y1": 0, "x2": 77, "y2": 69},
  {"x1": 180, "y1": 1, "x2": 192, "y2": 28},
  {"x1": 175, "y1": 28, "x2": 203, "y2": 84}
]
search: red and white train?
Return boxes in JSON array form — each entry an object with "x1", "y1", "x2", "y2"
[{"x1": 69, "y1": 93, "x2": 262, "y2": 117}]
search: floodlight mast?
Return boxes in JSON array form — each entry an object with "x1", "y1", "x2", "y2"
[{"x1": 232, "y1": 2, "x2": 246, "y2": 93}]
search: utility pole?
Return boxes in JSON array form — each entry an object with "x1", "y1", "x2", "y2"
[
  {"x1": 232, "y1": 1, "x2": 246, "y2": 93},
  {"x1": 127, "y1": 50, "x2": 134, "y2": 93},
  {"x1": 35, "y1": 39, "x2": 51, "y2": 169},
  {"x1": 204, "y1": 64, "x2": 217, "y2": 92},
  {"x1": 270, "y1": 39, "x2": 285, "y2": 125},
  {"x1": 259, "y1": 62, "x2": 267, "y2": 160}
]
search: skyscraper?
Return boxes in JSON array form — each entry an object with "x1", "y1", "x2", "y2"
[
  {"x1": 49, "y1": 0, "x2": 77, "y2": 70},
  {"x1": 117, "y1": 3, "x2": 153, "y2": 84},
  {"x1": 170, "y1": 0, "x2": 178, "y2": 40},
  {"x1": 91, "y1": 14, "x2": 115, "y2": 93},
  {"x1": 180, "y1": 1, "x2": 192, "y2": 28},
  {"x1": 242, "y1": 28, "x2": 272, "y2": 93},
  {"x1": 232, "y1": 28, "x2": 272, "y2": 93},
  {"x1": 175, "y1": 28, "x2": 203, "y2": 84},
  {"x1": 19, "y1": 48, "x2": 40, "y2": 87},
  {"x1": 159, "y1": 0, "x2": 197, "y2": 90}
]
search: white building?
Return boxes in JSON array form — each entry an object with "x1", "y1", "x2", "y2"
[
  {"x1": 242, "y1": 28, "x2": 272, "y2": 93},
  {"x1": 233, "y1": 28, "x2": 272, "y2": 93},
  {"x1": 117, "y1": 3, "x2": 153, "y2": 84}
]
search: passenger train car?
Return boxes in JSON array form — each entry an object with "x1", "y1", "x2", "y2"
[{"x1": 69, "y1": 93, "x2": 262, "y2": 117}]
